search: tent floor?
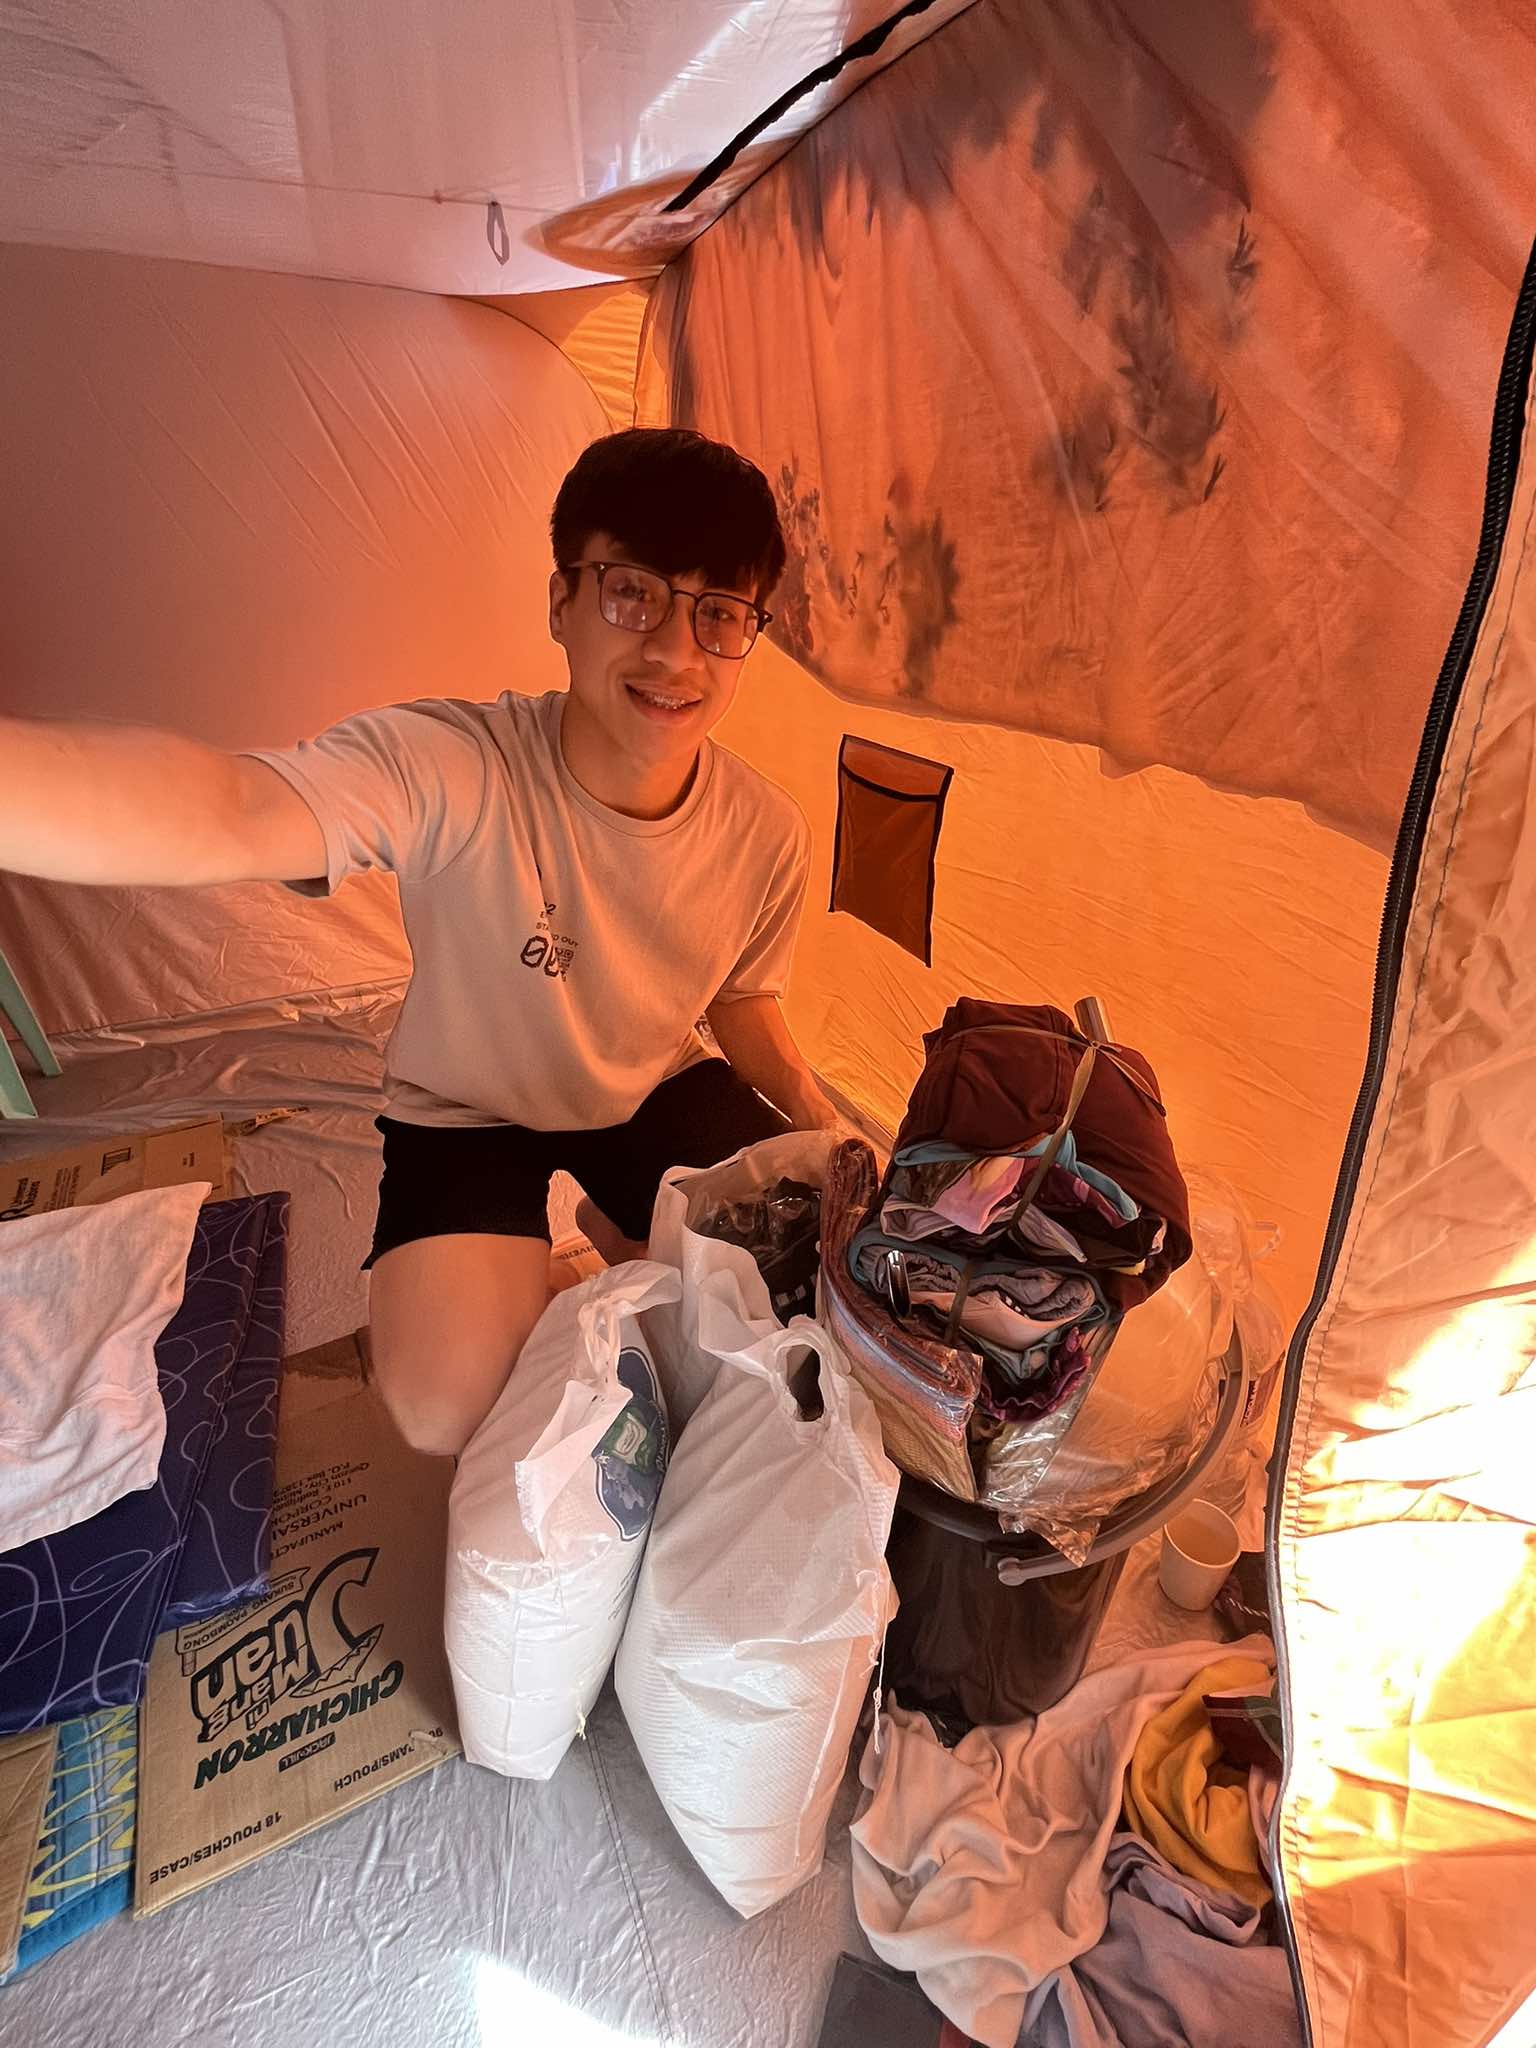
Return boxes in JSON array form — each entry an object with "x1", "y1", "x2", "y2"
[{"x1": 0, "y1": 992, "x2": 1221, "y2": 2045}]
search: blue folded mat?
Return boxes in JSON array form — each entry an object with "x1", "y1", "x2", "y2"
[
  {"x1": 0, "y1": 1193, "x2": 289, "y2": 1734},
  {"x1": 162, "y1": 1194, "x2": 288, "y2": 1627}
]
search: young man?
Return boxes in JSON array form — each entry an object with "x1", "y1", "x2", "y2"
[{"x1": 1, "y1": 427, "x2": 837, "y2": 1455}]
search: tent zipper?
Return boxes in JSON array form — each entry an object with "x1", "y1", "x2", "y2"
[
  {"x1": 1263, "y1": 235, "x2": 1536, "y2": 2045},
  {"x1": 662, "y1": 0, "x2": 970, "y2": 215}
]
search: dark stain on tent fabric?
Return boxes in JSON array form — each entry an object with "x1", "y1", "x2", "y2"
[
  {"x1": 1053, "y1": 396, "x2": 1122, "y2": 516},
  {"x1": 1114, "y1": 256, "x2": 1230, "y2": 505},
  {"x1": 769, "y1": 463, "x2": 960, "y2": 694},
  {"x1": 1051, "y1": 193, "x2": 1257, "y2": 513},
  {"x1": 663, "y1": 0, "x2": 1278, "y2": 728},
  {"x1": 773, "y1": 0, "x2": 1273, "y2": 527},
  {"x1": 1228, "y1": 220, "x2": 1260, "y2": 303},
  {"x1": 772, "y1": 0, "x2": 1275, "y2": 244},
  {"x1": 772, "y1": 460, "x2": 827, "y2": 670},
  {"x1": 884, "y1": 479, "x2": 960, "y2": 696}
]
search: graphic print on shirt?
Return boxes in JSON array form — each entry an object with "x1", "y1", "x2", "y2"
[{"x1": 520, "y1": 897, "x2": 580, "y2": 980}]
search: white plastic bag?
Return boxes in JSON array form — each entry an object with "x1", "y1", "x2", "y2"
[
  {"x1": 645, "y1": 1129, "x2": 837, "y2": 1435},
  {"x1": 445, "y1": 1260, "x2": 680, "y2": 1780},
  {"x1": 615, "y1": 1287, "x2": 899, "y2": 1917}
]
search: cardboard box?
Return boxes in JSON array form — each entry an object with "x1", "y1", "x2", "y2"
[
  {"x1": 279, "y1": 1329, "x2": 371, "y2": 1426},
  {"x1": 0, "y1": 1727, "x2": 59, "y2": 1977},
  {"x1": 0, "y1": 1118, "x2": 227, "y2": 1222},
  {"x1": 134, "y1": 1386, "x2": 460, "y2": 1915}
]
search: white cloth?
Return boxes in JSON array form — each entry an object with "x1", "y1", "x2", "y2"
[
  {"x1": 850, "y1": 1634, "x2": 1275, "y2": 2048},
  {"x1": 0, "y1": 1182, "x2": 209, "y2": 1553},
  {"x1": 250, "y1": 689, "x2": 811, "y2": 1130}
]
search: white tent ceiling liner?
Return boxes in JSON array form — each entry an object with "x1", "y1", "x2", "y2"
[{"x1": 0, "y1": 0, "x2": 975, "y2": 296}]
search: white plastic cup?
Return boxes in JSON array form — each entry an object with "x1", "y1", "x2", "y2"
[{"x1": 1159, "y1": 1500, "x2": 1241, "y2": 1610}]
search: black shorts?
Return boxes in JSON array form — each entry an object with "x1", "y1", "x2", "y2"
[{"x1": 367, "y1": 1057, "x2": 790, "y2": 1266}]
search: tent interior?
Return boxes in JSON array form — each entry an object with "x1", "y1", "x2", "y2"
[{"x1": 1, "y1": 3, "x2": 1533, "y2": 2044}]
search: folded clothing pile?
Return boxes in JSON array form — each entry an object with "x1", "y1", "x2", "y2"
[
  {"x1": 825, "y1": 1001, "x2": 1190, "y2": 1510},
  {"x1": 0, "y1": 1190, "x2": 289, "y2": 1734},
  {"x1": 986, "y1": 1166, "x2": 1286, "y2": 1560},
  {"x1": 1121, "y1": 1658, "x2": 1280, "y2": 1910}
]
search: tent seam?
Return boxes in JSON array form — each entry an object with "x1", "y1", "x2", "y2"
[
  {"x1": 488, "y1": 300, "x2": 634, "y2": 433},
  {"x1": 1320, "y1": 447, "x2": 1536, "y2": 1341},
  {"x1": 41, "y1": 974, "x2": 411, "y2": 1051},
  {"x1": 1280, "y1": 397, "x2": 1536, "y2": 2048},
  {"x1": 586, "y1": 1716, "x2": 675, "y2": 2043}
]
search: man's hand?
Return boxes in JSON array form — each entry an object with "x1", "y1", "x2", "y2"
[
  {"x1": 790, "y1": 1089, "x2": 856, "y2": 1140},
  {"x1": 705, "y1": 994, "x2": 848, "y2": 1136}
]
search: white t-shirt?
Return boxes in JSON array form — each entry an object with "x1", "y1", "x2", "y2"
[{"x1": 249, "y1": 690, "x2": 811, "y2": 1130}]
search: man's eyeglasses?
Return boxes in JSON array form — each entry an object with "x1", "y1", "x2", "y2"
[{"x1": 564, "y1": 561, "x2": 771, "y2": 661}]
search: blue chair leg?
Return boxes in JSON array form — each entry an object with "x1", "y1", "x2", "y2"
[
  {"x1": 0, "y1": 1028, "x2": 38, "y2": 1119},
  {"x1": 0, "y1": 948, "x2": 60, "y2": 1087}
]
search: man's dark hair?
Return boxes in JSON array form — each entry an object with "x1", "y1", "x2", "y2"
[{"x1": 551, "y1": 427, "x2": 787, "y2": 603}]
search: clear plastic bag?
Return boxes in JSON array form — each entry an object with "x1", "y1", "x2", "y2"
[
  {"x1": 980, "y1": 1169, "x2": 1285, "y2": 1561},
  {"x1": 695, "y1": 1176, "x2": 823, "y2": 1327}
]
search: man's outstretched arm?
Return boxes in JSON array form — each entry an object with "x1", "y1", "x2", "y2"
[{"x1": 1, "y1": 714, "x2": 324, "y2": 887}]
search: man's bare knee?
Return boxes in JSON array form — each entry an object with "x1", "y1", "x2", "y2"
[
  {"x1": 372, "y1": 1375, "x2": 481, "y2": 1460},
  {"x1": 367, "y1": 1232, "x2": 552, "y2": 1458}
]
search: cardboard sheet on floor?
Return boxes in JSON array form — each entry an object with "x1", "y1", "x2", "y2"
[
  {"x1": 0, "y1": 1119, "x2": 227, "y2": 1220},
  {"x1": 5, "y1": 1707, "x2": 136, "y2": 1982},
  {"x1": 0, "y1": 1727, "x2": 58, "y2": 1977},
  {"x1": 134, "y1": 1385, "x2": 459, "y2": 1915}
]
